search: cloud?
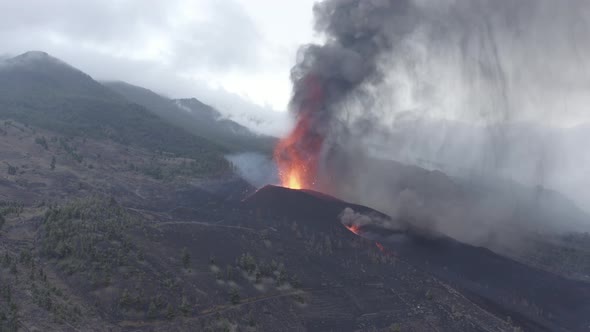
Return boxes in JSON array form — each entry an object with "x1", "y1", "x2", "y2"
[
  {"x1": 0, "y1": 0, "x2": 261, "y2": 70},
  {"x1": 170, "y1": 0, "x2": 263, "y2": 70},
  {"x1": 0, "y1": 0, "x2": 307, "y2": 136}
]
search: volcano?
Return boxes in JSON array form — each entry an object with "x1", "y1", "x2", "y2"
[
  {"x1": 243, "y1": 185, "x2": 590, "y2": 332},
  {"x1": 244, "y1": 185, "x2": 390, "y2": 223}
]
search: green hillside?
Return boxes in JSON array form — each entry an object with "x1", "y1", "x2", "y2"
[
  {"x1": 104, "y1": 81, "x2": 275, "y2": 153},
  {"x1": 0, "y1": 51, "x2": 229, "y2": 175}
]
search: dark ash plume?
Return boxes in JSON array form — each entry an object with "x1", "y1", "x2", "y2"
[
  {"x1": 280, "y1": 0, "x2": 420, "y2": 188},
  {"x1": 285, "y1": 0, "x2": 590, "y2": 250},
  {"x1": 290, "y1": 0, "x2": 414, "y2": 134},
  {"x1": 291, "y1": 0, "x2": 411, "y2": 109}
]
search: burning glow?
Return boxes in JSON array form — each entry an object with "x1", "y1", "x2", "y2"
[
  {"x1": 285, "y1": 168, "x2": 303, "y2": 190},
  {"x1": 345, "y1": 224, "x2": 361, "y2": 235},
  {"x1": 375, "y1": 242, "x2": 385, "y2": 252},
  {"x1": 274, "y1": 114, "x2": 323, "y2": 189},
  {"x1": 274, "y1": 75, "x2": 325, "y2": 190}
]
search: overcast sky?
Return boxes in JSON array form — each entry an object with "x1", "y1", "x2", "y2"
[
  {"x1": 2, "y1": 0, "x2": 589, "y2": 135},
  {"x1": 0, "y1": 0, "x2": 318, "y2": 135}
]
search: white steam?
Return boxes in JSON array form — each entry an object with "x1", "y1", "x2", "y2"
[{"x1": 226, "y1": 152, "x2": 279, "y2": 188}]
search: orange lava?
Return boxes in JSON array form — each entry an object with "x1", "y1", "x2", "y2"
[
  {"x1": 345, "y1": 224, "x2": 361, "y2": 235},
  {"x1": 375, "y1": 242, "x2": 385, "y2": 252},
  {"x1": 274, "y1": 75, "x2": 325, "y2": 190},
  {"x1": 274, "y1": 114, "x2": 318, "y2": 189}
]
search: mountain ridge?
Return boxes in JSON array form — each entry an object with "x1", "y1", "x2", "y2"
[
  {"x1": 103, "y1": 80, "x2": 276, "y2": 153},
  {"x1": 0, "y1": 51, "x2": 230, "y2": 174}
]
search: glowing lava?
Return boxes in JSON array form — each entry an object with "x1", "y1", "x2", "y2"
[
  {"x1": 285, "y1": 169, "x2": 303, "y2": 190},
  {"x1": 274, "y1": 75, "x2": 325, "y2": 190},
  {"x1": 345, "y1": 224, "x2": 361, "y2": 235},
  {"x1": 375, "y1": 242, "x2": 385, "y2": 252},
  {"x1": 274, "y1": 114, "x2": 323, "y2": 189}
]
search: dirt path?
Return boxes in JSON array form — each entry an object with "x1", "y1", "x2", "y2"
[{"x1": 156, "y1": 221, "x2": 259, "y2": 232}]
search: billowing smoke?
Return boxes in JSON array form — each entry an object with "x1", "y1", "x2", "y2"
[
  {"x1": 340, "y1": 207, "x2": 407, "y2": 233},
  {"x1": 226, "y1": 152, "x2": 278, "y2": 188},
  {"x1": 275, "y1": 0, "x2": 415, "y2": 187},
  {"x1": 290, "y1": 0, "x2": 413, "y2": 123},
  {"x1": 282, "y1": 0, "x2": 590, "y2": 250}
]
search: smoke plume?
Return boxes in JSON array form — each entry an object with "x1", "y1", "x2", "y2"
[
  {"x1": 227, "y1": 152, "x2": 278, "y2": 188},
  {"x1": 280, "y1": 0, "x2": 590, "y2": 250}
]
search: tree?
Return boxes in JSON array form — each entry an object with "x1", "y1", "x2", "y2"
[
  {"x1": 291, "y1": 275, "x2": 302, "y2": 288},
  {"x1": 324, "y1": 235, "x2": 333, "y2": 255},
  {"x1": 29, "y1": 260, "x2": 35, "y2": 281},
  {"x1": 1, "y1": 285, "x2": 11, "y2": 302},
  {"x1": 238, "y1": 253, "x2": 256, "y2": 273},
  {"x1": 226, "y1": 265, "x2": 234, "y2": 281},
  {"x1": 50, "y1": 156, "x2": 56, "y2": 170},
  {"x1": 35, "y1": 136, "x2": 49, "y2": 150},
  {"x1": 179, "y1": 296, "x2": 190, "y2": 316},
  {"x1": 166, "y1": 303, "x2": 175, "y2": 320},
  {"x1": 7, "y1": 164, "x2": 16, "y2": 175},
  {"x1": 119, "y1": 288, "x2": 131, "y2": 308},
  {"x1": 276, "y1": 270, "x2": 287, "y2": 286},
  {"x1": 2, "y1": 253, "x2": 11, "y2": 268},
  {"x1": 229, "y1": 288, "x2": 240, "y2": 305},
  {"x1": 389, "y1": 323, "x2": 401, "y2": 332},
  {"x1": 147, "y1": 300, "x2": 157, "y2": 319},
  {"x1": 182, "y1": 247, "x2": 190, "y2": 269}
]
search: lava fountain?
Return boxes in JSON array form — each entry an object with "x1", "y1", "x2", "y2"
[
  {"x1": 274, "y1": 75, "x2": 325, "y2": 190},
  {"x1": 274, "y1": 0, "x2": 401, "y2": 190}
]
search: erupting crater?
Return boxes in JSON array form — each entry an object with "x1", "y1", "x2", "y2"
[{"x1": 274, "y1": 75, "x2": 325, "y2": 190}]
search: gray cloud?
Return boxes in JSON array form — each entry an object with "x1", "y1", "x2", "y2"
[
  {"x1": 0, "y1": 0, "x2": 291, "y2": 136},
  {"x1": 0, "y1": 0, "x2": 262, "y2": 71},
  {"x1": 171, "y1": 1, "x2": 262, "y2": 70}
]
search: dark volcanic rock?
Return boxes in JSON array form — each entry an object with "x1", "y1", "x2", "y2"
[
  {"x1": 243, "y1": 185, "x2": 590, "y2": 332},
  {"x1": 243, "y1": 185, "x2": 389, "y2": 225},
  {"x1": 388, "y1": 233, "x2": 590, "y2": 332}
]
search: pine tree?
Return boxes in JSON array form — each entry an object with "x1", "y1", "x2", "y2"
[
  {"x1": 147, "y1": 300, "x2": 157, "y2": 319},
  {"x1": 179, "y1": 296, "x2": 191, "y2": 316},
  {"x1": 229, "y1": 288, "x2": 240, "y2": 305},
  {"x1": 119, "y1": 288, "x2": 131, "y2": 307},
  {"x1": 166, "y1": 303, "x2": 175, "y2": 320},
  {"x1": 182, "y1": 247, "x2": 190, "y2": 269}
]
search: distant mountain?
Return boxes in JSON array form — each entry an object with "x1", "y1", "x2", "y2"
[
  {"x1": 0, "y1": 51, "x2": 120, "y2": 101},
  {"x1": 103, "y1": 81, "x2": 276, "y2": 153},
  {"x1": 367, "y1": 115, "x2": 590, "y2": 213},
  {"x1": 0, "y1": 51, "x2": 229, "y2": 174}
]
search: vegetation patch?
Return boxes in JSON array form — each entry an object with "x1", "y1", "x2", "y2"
[
  {"x1": 39, "y1": 197, "x2": 138, "y2": 285},
  {"x1": 0, "y1": 201, "x2": 23, "y2": 230}
]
